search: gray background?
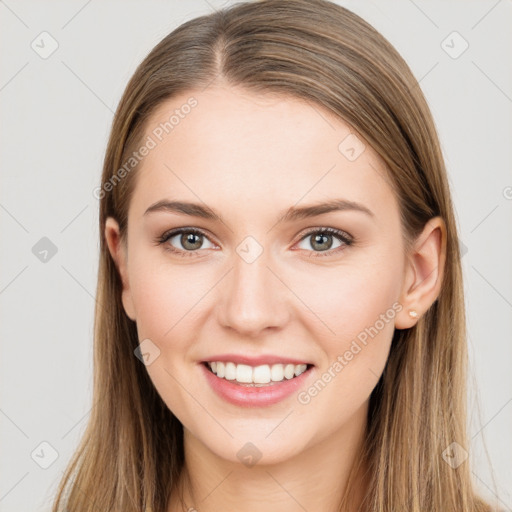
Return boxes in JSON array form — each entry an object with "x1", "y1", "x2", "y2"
[{"x1": 1, "y1": 0, "x2": 511, "y2": 510}]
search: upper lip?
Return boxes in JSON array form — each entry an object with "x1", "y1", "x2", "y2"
[{"x1": 201, "y1": 354, "x2": 312, "y2": 366}]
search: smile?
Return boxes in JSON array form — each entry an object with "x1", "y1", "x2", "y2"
[
  {"x1": 200, "y1": 360, "x2": 314, "y2": 407},
  {"x1": 206, "y1": 361, "x2": 309, "y2": 386}
]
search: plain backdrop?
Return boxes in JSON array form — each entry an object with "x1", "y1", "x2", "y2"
[{"x1": 1, "y1": 1, "x2": 511, "y2": 511}]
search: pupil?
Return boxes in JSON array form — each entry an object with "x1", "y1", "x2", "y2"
[
  {"x1": 312, "y1": 233, "x2": 332, "y2": 251},
  {"x1": 182, "y1": 233, "x2": 201, "y2": 250}
]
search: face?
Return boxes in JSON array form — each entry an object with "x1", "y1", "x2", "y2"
[{"x1": 106, "y1": 85, "x2": 425, "y2": 466}]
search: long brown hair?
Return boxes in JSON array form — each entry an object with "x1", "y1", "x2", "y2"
[{"x1": 52, "y1": 1, "x2": 496, "y2": 510}]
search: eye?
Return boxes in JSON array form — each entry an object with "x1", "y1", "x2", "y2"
[
  {"x1": 295, "y1": 227, "x2": 353, "y2": 257},
  {"x1": 156, "y1": 226, "x2": 354, "y2": 259},
  {"x1": 157, "y1": 227, "x2": 216, "y2": 257}
]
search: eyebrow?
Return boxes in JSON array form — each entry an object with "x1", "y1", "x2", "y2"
[{"x1": 143, "y1": 198, "x2": 375, "y2": 223}]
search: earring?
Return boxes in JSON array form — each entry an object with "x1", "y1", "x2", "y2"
[{"x1": 408, "y1": 310, "x2": 419, "y2": 318}]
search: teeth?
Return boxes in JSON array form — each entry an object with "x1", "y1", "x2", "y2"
[
  {"x1": 225, "y1": 362, "x2": 236, "y2": 380},
  {"x1": 207, "y1": 361, "x2": 308, "y2": 384},
  {"x1": 236, "y1": 364, "x2": 253, "y2": 383},
  {"x1": 284, "y1": 364, "x2": 295, "y2": 379},
  {"x1": 253, "y1": 365, "x2": 271, "y2": 384},
  {"x1": 270, "y1": 364, "x2": 284, "y2": 382}
]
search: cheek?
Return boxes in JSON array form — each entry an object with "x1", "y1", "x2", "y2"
[
  {"x1": 289, "y1": 260, "x2": 401, "y2": 413},
  {"x1": 128, "y1": 256, "x2": 215, "y2": 353},
  {"x1": 127, "y1": 262, "x2": 212, "y2": 424},
  {"x1": 131, "y1": 271, "x2": 186, "y2": 337},
  {"x1": 283, "y1": 256, "x2": 402, "y2": 344}
]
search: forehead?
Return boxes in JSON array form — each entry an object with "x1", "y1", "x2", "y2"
[{"x1": 129, "y1": 85, "x2": 398, "y2": 225}]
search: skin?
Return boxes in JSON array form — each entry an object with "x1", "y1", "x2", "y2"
[{"x1": 105, "y1": 84, "x2": 446, "y2": 512}]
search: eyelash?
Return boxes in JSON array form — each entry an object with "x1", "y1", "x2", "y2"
[{"x1": 156, "y1": 226, "x2": 354, "y2": 259}]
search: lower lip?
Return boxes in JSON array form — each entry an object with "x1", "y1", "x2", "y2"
[{"x1": 200, "y1": 363, "x2": 314, "y2": 407}]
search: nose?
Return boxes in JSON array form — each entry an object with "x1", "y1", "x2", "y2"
[{"x1": 216, "y1": 244, "x2": 291, "y2": 338}]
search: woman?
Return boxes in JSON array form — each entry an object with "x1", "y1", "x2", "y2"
[{"x1": 52, "y1": 0, "x2": 497, "y2": 510}]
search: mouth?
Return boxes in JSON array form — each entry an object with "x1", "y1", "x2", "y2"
[
  {"x1": 200, "y1": 360, "x2": 315, "y2": 407},
  {"x1": 202, "y1": 361, "x2": 313, "y2": 387}
]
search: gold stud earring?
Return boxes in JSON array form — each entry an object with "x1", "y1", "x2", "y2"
[{"x1": 408, "y1": 310, "x2": 419, "y2": 318}]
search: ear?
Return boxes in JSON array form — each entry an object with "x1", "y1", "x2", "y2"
[
  {"x1": 104, "y1": 217, "x2": 136, "y2": 321},
  {"x1": 394, "y1": 216, "x2": 447, "y2": 330}
]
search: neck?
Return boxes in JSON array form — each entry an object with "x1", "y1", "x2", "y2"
[{"x1": 168, "y1": 403, "x2": 369, "y2": 512}]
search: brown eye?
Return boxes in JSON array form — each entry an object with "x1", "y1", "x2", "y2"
[
  {"x1": 309, "y1": 232, "x2": 334, "y2": 251},
  {"x1": 158, "y1": 228, "x2": 216, "y2": 256},
  {"x1": 296, "y1": 228, "x2": 353, "y2": 257},
  {"x1": 179, "y1": 232, "x2": 204, "y2": 250}
]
